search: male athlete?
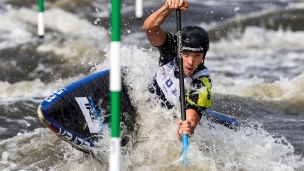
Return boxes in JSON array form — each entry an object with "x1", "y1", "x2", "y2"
[{"x1": 142, "y1": 0, "x2": 212, "y2": 141}]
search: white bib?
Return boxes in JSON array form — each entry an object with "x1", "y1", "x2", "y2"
[{"x1": 155, "y1": 60, "x2": 210, "y2": 105}]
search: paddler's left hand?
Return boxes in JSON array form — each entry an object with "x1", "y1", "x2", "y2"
[{"x1": 176, "y1": 109, "x2": 201, "y2": 141}]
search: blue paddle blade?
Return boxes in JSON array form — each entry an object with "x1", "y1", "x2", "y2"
[
  {"x1": 182, "y1": 133, "x2": 189, "y2": 166},
  {"x1": 204, "y1": 109, "x2": 239, "y2": 129}
]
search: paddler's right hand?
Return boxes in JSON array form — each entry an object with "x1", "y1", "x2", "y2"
[{"x1": 166, "y1": 0, "x2": 187, "y2": 12}]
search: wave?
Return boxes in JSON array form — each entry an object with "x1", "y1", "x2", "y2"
[
  {"x1": 212, "y1": 73, "x2": 304, "y2": 102},
  {"x1": 205, "y1": 3, "x2": 304, "y2": 41},
  {"x1": 0, "y1": 77, "x2": 80, "y2": 100},
  {"x1": 211, "y1": 26, "x2": 304, "y2": 56}
]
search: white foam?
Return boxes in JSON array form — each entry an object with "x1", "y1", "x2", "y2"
[
  {"x1": 0, "y1": 6, "x2": 34, "y2": 49},
  {"x1": 0, "y1": 76, "x2": 80, "y2": 100},
  {"x1": 0, "y1": 6, "x2": 109, "y2": 64},
  {"x1": 1, "y1": 151, "x2": 9, "y2": 162},
  {"x1": 36, "y1": 8, "x2": 109, "y2": 61},
  {"x1": 211, "y1": 26, "x2": 304, "y2": 57},
  {"x1": 211, "y1": 72, "x2": 304, "y2": 102},
  {"x1": 205, "y1": 26, "x2": 304, "y2": 102}
]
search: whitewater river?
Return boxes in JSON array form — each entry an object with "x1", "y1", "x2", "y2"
[{"x1": 0, "y1": 0, "x2": 304, "y2": 170}]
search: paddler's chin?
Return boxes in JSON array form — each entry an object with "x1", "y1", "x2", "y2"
[{"x1": 184, "y1": 70, "x2": 193, "y2": 76}]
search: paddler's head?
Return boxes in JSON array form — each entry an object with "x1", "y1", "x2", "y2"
[{"x1": 178, "y1": 25, "x2": 210, "y2": 76}]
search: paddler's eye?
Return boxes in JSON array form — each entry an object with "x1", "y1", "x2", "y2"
[
  {"x1": 195, "y1": 53, "x2": 203, "y2": 58},
  {"x1": 182, "y1": 52, "x2": 189, "y2": 57}
]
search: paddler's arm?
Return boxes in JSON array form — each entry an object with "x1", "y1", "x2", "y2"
[
  {"x1": 176, "y1": 109, "x2": 201, "y2": 141},
  {"x1": 142, "y1": 0, "x2": 186, "y2": 46},
  {"x1": 176, "y1": 76, "x2": 212, "y2": 141}
]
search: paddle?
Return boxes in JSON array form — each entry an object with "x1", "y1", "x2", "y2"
[{"x1": 176, "y1": 1, "x2": 189, "y2": 165}]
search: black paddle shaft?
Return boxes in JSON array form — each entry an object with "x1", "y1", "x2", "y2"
[{"x1": 176, "y1": 9, "x2": 186, "y2": 121}]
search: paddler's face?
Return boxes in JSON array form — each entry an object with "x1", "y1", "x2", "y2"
[{"x1": 182, "y1": 51, "x2": 204, "y2": 76}]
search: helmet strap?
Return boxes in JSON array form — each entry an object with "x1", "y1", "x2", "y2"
[{"x1": 202, "y1": 51, "x2": 207, "y2": 64}]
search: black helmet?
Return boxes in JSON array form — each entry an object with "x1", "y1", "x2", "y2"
[{"x1": 181, "y1": 26, "x2": 209, "y2": 53}]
